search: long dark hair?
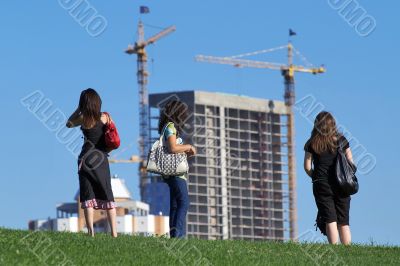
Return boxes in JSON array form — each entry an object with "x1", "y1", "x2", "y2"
[
  {"x1": 158, "y1": 100, "x2": 188, "y2": 136},
  {"x1": 309, "y1": 111, "x2": 339, "y2": 154},
  {"x1": 79, "y1": 88, "x2": 102, "y2": 128}
]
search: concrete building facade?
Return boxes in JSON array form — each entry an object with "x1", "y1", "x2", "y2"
[{"x1": 145, "y1": 91, "x2": 291, "y2": 240}]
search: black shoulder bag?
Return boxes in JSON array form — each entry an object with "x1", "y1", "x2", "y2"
[{"x1": 335, "y1": 137, "x2": 359, "y2": 196}]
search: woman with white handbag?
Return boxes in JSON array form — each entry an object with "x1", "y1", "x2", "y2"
[{"x1": 152, "y1": 100, "x2": 196, "y2": 238}]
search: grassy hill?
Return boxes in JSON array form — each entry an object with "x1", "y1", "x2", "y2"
[{"x1": 0, "y1": 228, "x2": 399, "y2": 265}]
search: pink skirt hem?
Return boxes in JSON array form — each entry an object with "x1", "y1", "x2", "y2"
[{"x1": 81, "y1": 199, "x2": 115, "y2": 210}]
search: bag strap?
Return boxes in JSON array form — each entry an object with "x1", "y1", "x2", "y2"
[
  {"x1": 159, "y1": 122, "x2": 174, "y2": 144},
  {"x1": 337, "y1": 135, "x2": 344, "y2": 152}
]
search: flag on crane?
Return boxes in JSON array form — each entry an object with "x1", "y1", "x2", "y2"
[
  {"x1": 289, "y1": 29, "x2": 297, "y2": 36},
  {"x1": 140, "y1": 6, "x2": 150, "y2": 14}
]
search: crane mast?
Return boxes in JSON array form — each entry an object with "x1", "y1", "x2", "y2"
[
  {"x1": 138, "y1": 21, "x2": 149, "y2": 178},
  {"x1": 283, "y1": 43, "x2": 297, "y2": 240},
  {"x1": 126, "y1": 20, "x2": 176, "y2": 199}
]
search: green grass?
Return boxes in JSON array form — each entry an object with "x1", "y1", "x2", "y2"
[{"x1": 0, "y1": 228, "x2": 399, "y2": 265}]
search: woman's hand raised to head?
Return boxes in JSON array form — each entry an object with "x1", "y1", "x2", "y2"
[
  {"x1": 101, "y1": 112, "x2": 112, "y2": 125},
  {"x1": 66, "y1": 107, "x2": 82, "y2": 128}
]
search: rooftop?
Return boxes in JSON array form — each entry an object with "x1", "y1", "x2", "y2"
[{"x1": 149, "y1": 90, "x2": 289, "y2": 114}]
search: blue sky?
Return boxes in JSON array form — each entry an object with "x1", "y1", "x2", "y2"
[{"x1": 1, "y1": 1, "x2": 399, "y2": 245}]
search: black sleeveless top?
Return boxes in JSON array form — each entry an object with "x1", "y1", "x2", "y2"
[
  {"x1": 304, "y1": 135, "x2": 350, "y2": 182},
  {"x1": 79, "y1": 120, "x2": 107, "y2": 159}
]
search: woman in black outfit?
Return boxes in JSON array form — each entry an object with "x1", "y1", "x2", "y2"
[
  {"x1": 67, "y1": 88, "x2": 117, "y2": 237},
  {"x1": 304, "y1": 111, "x2": 354, "y2": 245}
]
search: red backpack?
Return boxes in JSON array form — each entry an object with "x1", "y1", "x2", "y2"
[{"x1": 103, "y1": 112, "x2": 120, "y2": 151}]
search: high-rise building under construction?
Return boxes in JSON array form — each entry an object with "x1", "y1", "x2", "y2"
[{"x1": 143, "y1": 90, "x2": 292, "y2": 241}]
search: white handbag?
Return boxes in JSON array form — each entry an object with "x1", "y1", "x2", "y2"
[{"x1": 146, "y1": 122, "x2": 189, "y2": 176}]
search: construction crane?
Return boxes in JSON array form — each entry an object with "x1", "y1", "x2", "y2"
[
  {"x1": 195, "y1": 40, "x2": 325, "y2": 241},
  {"x1": 125, "y1": 20, "x2": 176, "y2": 199}
]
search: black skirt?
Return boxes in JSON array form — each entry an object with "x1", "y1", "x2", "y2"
[{"x1": 78, "y1": 149, "x2": 114, "y2": 208}]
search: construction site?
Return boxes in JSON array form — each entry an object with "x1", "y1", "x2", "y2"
[
  {"x1": 116, "y1": 14, "x2": 325, "y2": 241},
  {"x1": 28, "y1": 16, "x2": 325, "y2": 241},
  {"x1": 5, "y1": 3, "x2": 400, "y2": 264}
]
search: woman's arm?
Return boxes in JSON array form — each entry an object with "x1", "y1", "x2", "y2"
[
  {"x1": 66, "y1": 108, "x2": 83, "y2": 128},
  {"x1": 304, "y1": 152, "x2": 314, "y2": 178},
  {"x1": 166, "y1": 134, "x2": 196, "y2": 155}
]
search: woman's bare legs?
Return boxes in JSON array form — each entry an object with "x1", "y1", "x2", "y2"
[
  {"x1": 326, "y1": 222, "x2": 339, "y2": 244},
  {"x1": 106, "y1": 208, "x2": 118, "y2": 238},
  {"x1": 83, "y1": 207, "x2": 94, "y2": 237},
  {"x1": 338, "y1": 225, "x2": 351, "y2": 245}
]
